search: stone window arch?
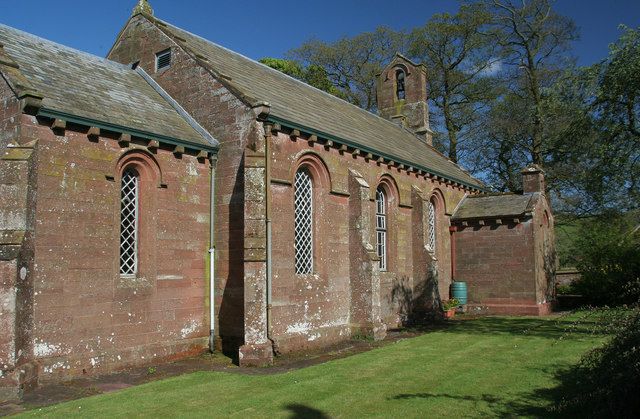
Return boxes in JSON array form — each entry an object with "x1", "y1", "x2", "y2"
[
  {"x1": 426, "y1": 197, "x2": 436, "y2": 254},
  {"x1": 427, "y1": 189, "x2": 446, "y2": 260},
  {"x1": 291, "y1": 153, "x2": 331, "y2": 276},
  {"x1": 375, "y1": 175, "x2": 399, "y2": 271},
  {"x1": 115, "y1": 150, "x2": 161, "y2": 278},
  {"x1": 375, "y1": 186, "x2": 388, "y2": 271},
  {"x1": 294, "y1": 167, "x2": 314, "y2": 275},
  {"x1": 120, "y1": 167, "x2": 139, "y2": 275}
]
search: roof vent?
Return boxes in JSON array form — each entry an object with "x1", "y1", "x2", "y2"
[{"x1": 155, "y1": 49, "x2": 171, "y2": 71}]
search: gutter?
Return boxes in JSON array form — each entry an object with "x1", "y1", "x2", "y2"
[
  {"x1": 265, "y1": 115, "x2": 487, "y2": 192},
  {"x1": 37, "y1": 108, "x2": 218, "y2": 153}
]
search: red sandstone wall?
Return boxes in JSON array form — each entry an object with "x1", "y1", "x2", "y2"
[
  {"x1": 108, "y1": 15, "x2": 258, "y2": 352},
  {"x1": 0, "y1": 77, "x2": 39, "y2": 400},
  {"x1": 25, "y1": 118, "x2": 210, "y2": 380},
  {"x1": 532, "y1": 198, "x2": 555, "y2": 306},
  {"x1": 270, "y1": 132, "x2": 465, "y2": 347},
  {"x1": 454, "y1": 220, "x2": 538, "y2": 314},
  {"x1": 107, "y1": 14, "x2": 470, "y2": 355},
  {"x1": 0, "y1": 78, "x2": 20, "y2": 373}
]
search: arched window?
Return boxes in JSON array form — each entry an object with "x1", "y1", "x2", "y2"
[
  {"x1": 294, "y1": 168, "x2": 313, "y2": 274},
  {"x1": 376, "y1": 187, "x2": 387, "y2": 271},
  {"x1": 426, "y1": 198, "x2": 436, "y2": 254},
  {"x1": 396, "y1": 69, "x2": 406, "y2": 100},
  {"x1": 120, "y1": 167, "x2": 139, "y2": 275}
]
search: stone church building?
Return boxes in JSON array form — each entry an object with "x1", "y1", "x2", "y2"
[{"x1": 0, "y1": 1, "x2": 555, "y2": 401}]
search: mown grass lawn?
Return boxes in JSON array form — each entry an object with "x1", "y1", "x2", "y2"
[{"x1": 20, "y1": 312, "x2": 613, "y2": 418}]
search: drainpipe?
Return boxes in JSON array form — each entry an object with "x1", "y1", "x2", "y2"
[
  {"x1": 449, "y1": 225, "x2": 457, "y2": 282},
  {"x1": 209, "y1": 155, "x2": 217, "y2": 353},
  {"x1": 264, "y1": 122, "x2": 274, "y2": 344}
]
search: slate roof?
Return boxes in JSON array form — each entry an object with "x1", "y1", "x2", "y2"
[
  {"x1": 0, "y1": 24, "x2": 216, "y2": 150},
  {"x1": 451, "y1": 193, "x2": 541, "y2": 220},
  {"x1": 146, "y1": 16, "x2": 483, "y2": 189}
]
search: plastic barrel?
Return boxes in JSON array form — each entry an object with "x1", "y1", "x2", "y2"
[{"x1": 451, "y1": 282, "x2": 468, "y2": 305}]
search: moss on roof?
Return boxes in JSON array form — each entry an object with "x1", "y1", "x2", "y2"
[
  {"x1": 146, "y1": 16, "x2": 483, "y2": 189},
  {"x1": 0, "y1": 24, "x2": 216, "y2": 150}
]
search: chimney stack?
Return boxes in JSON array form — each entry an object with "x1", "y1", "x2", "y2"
[{"x1": 522, "y1": 164, "x2": 545, "y2": 193}]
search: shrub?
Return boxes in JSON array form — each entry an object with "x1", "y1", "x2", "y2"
[
  {"x1": 555, "y1": 308, "x2": 640, "y2": 416},
  {"x1": 571, "y1": 213, "x2": 640, "y2": 306},
  {"x1": 441, "y1": 298, "x2": 460, "y2": 311},
  {"x1": 555, "y1": 283, "x2": 575, "y2": 295}
]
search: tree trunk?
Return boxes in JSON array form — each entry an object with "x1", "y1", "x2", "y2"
[
  {"x1": 442, "y1": 77, "x2": 459, "y2": 163},
  {"x1": 528, "y1": 52, "x2": 543, "y2": 166}
]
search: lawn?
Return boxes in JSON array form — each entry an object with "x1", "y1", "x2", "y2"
[{"x1": 20, "y1": 312, "x2": 613, "y2": 418}]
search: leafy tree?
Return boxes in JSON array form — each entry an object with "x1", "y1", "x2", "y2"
[
  {"x1": 259, "y1": 57, "x2": 347, "y2": 100},
  {"x1": 409, "y1": 3, "x2": 503, "y2": 163},
  {"x1": 259, "y1": 57, "x2": 305, "y2": 79},
  {"x1": 588, "y1": 26, "x2": 640, "y2": 211},
  {"x1": 544, "y1": 26, "x2": 640, "y2": 214},
  {"x1": 287, "y1": 27, "x2": 408, "y2": 111},
  {"x1": 486, "y1": 0, "x2": 578, "y2": 167}
]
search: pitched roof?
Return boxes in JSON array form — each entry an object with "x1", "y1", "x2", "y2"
[
  {"x1": 452, "y1": 193, "x2": 541, "y2": 220},
  {"x1": 0, "y1": 24, "x2": 216, "y2": 150},
  {"x1": 145, "y1": 16, "x2": 483, "y2": 189}
]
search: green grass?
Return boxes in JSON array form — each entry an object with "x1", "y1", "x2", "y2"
[{"x1": 21, "y1": 312, "x2": 614, "y2": 418}]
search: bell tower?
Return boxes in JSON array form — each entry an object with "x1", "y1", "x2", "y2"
[{"x1": 377, "y1": 54, "x2": 433, "y2": 145}]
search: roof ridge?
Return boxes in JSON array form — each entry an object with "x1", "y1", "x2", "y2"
[
  {"x1": 152, "y1": 16, "x2": 389, "y2": 113},
  {"x1": 150, "y1": 16, "x2": 478, "y2": 184}
]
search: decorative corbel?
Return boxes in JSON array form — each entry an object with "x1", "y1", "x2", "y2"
[
  {"x1": 87, "y1": 127, "x2": 100, "y2": 142},
  {"x1": 147, "y1": 140, "x2": 160, "y2": 152},
  {"x1": 118, "y1": 133, "x2": 131, "y2": 148},
  {"x1": 173, "y1": 145, "x2": 185, "y2": 156},
  {"x1": 51, "y1": 119, "x2": 66, "y2": 134}
]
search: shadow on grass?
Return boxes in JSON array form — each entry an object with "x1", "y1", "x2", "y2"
[
  {"x1": 284, "y1": 403, "x2": 330, "y2": 419},
  {"x1": 408, "y1": 316, "x2": 612, "y2": 340},
  {"x1": 390, "y1": 389, "x2": 557, "y2": 417},
  {"x1": 390, "y1": 363, "x2": 632, "y2": 418}
]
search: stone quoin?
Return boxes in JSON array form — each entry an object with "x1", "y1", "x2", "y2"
[{"x1": 0, "y1": 0, "x2": 556, "y2": 401}]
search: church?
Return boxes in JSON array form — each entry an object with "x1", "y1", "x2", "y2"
[{"x1": 0, "y1": 0, "x2": 555, "y2": 401}]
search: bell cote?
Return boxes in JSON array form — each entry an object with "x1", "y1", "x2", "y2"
[{"x1": 377, "y1": 54, "x2": 433, "y2": 145}]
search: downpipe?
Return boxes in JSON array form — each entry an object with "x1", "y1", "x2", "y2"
[
  {"x1": 264, "y1": 123, "x2": 274, "y2": 348},
  {"x1": 209, "y1": 155, "x2": 217, "y2": 353}
]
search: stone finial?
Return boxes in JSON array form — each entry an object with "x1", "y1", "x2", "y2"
[{"x1": 132, "y1": 0, "x2": 154, "y2": 16}]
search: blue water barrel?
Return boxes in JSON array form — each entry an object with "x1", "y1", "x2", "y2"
[{"x1": 451, "y1": 282, "x2": 468, "y2": 305}]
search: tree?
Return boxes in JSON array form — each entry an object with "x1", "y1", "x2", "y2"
[
  {"x1": 486, "y1": 0, "x2": 578, "y2": 168},
  {"x1": 287, "y1": 27, "x2": 408, "y2": 111},
  {"x1": 259, "y1": 58, "x2": 347, "y2": 99},
  {"x1": 547, "y1": 26, "x2": 640, "y2": 214},
  {"x1": 408, "y1": 3, "x2": 503, "y2": 163}
]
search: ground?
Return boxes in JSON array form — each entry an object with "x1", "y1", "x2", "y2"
[{"x1": 5, "y1": 312, "x2": 612, "y2": 418}]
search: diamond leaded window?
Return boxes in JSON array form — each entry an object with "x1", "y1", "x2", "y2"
[
  {"x1": 294, "y1": 168, "x2": 313, "y2": 274},
  {"x1": 427, "y1": 199, "x2": 436, "y2": 254},
  {"x1": 376, "y1": 187, "x2": 387, "y2": 271},
  {"x1": 120, "y1": 168, "x2": 139, "y2": 275}
]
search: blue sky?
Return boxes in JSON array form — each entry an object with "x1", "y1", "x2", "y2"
[{"x1": 1, "y1": 0, "x2": 639, "y2": 66}]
